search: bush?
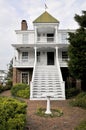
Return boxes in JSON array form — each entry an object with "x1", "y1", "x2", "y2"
[
  {"x1": 0, "y1": 97, "x2": 27, "y2": 130},
  {"x1": 11, "y1": 83, "x2": 30, "y2": 98},
  {"x1": 69, "y1": 92, "x2": 86, "y2": 109},
  {"x1": 5, "y1": 79, "x2": 12, "y2": 90},
  {"x1": 74, "y1": 120, "x2": 86, "y2": 130},
  {"x1": 66, "y1": 87, "x2": 80, "y2": 99},
  {"x1": 0, "y1": 80, "x2": 12, "y2": 93},
  {"x1": 0, "y1": 85, "x2": 3, "y2": 93}
]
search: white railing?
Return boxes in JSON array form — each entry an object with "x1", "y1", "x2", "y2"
[
  {"x1": 13, "y1": 59, "x2": 34, "y2": 67},
  {"x1": 37, "y1": 37, "x2": 55, "y2": 43},
  {"x1": 30, "y1": 47, "x2": 37, "y2": 99},
  {"x1": 30, "y1": 62, "x2": 36, "y2": 99},
  {"x1": 61, "y1": 81, "x2": 65, "y2": 99},
  {"x1": 56, "y1": 58, "x2": 63, "y2": 81},
  {"x1": 59, "y1": 58, "x2": 68, "y2": 67}
]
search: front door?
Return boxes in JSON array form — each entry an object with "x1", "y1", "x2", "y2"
[
  {"x1": 47, "y1": 52, "x2": 54, "y2": 65},
  {"x1": 21, "y1": 72, "x2": 29, "y2": 84}
]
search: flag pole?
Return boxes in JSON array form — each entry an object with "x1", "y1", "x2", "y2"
[{"x1": 45, "y1": 3, "x2": 48, "y2": 11}]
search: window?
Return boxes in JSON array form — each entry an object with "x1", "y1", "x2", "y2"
[
  {"x1": 21, "y1": 72, "x2": 29, "y2": 84},
  {"x1": 47, "y1": 34, "x2": 54, "y2": 42},
  {"x1": 37, "y1": 52, "x2": 40, "y2": 62},
  {"x1": 61, "y1": 33, "x2": 67, "y2": 43},
  {"x1": 22, "y1": 52, "x2": 28, "y2": 61},
  {"x1": 62, "y1": 51, "x2": 68, "y2": 60},
  {"x1": 37, "y1": 34, "x2": 41, "y2": 41},
  {"x1": 22, "y1": 33, "x2": 28, "y2": 44}
]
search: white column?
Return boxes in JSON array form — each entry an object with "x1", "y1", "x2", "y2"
[
  {"x1": 55, "y1": 26, "x2": 58, "y2": 43},
  {"x1": 34, "y1": 26, "x2": 37, "y2": 43},
  {"x1": 34, "y1": 47, "x2": 37, "y2": 64},
  {"x1": 55, "y1": 46, "x2": 58, "y2": 65},
  {"x1": 45, "y1": 96, "x2": 52, "y2": 114}
]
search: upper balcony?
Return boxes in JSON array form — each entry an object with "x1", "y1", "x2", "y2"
[
  {"x1": 13, "y1": 57, "x2": 68, "y2": 68},
  {"x1": 13, "y1": 58, "x2": 34, "y2": 68},
  {"x1": 37, "y1": 36, "x2": 56, "y2": 44},
  {"x1": 15, "y1": 30, "x2": 70, "y2": 45}
]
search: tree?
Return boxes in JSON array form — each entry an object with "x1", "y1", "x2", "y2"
[
  {"x1": 7, "y1": 59, "x2": 13, "y2": 80},
  {"x1": 68, "y1": 11, "x2": 86, "y2": 90}
]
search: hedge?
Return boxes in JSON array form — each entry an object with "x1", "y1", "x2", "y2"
[
  {"x1": 11, "y1": 83, "x2": 30, "y2": 98},
  {"x1": 0, "y1": 97, "x2": 27, "y2": 130}
]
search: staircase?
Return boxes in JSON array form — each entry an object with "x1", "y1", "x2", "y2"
[{"x1": 30, "y1": 65, "x2": 65, "y2": 100}]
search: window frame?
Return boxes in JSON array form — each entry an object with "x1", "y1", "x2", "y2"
[{"x1": 21, "y1": 72, "x2": 29, "y2": 84}]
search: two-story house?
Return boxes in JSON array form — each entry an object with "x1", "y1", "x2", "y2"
[{"x1": 12, "y1": 11, "x2": 75, "y2": 100}]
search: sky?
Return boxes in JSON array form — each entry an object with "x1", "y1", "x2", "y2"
[{"x1": 0, "y1": 0, "x2": 86, "y2": 70}]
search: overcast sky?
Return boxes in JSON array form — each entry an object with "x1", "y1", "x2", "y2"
[{"x1": 0, "y1": 0, "x2": 86, "y2": 70}]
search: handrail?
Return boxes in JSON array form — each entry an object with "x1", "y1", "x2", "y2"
[
  {"x1": 56, "y1": 47, "x2": 63, "y2": 82},
  {"x1": 13, "y1": 58, "x2": 34, "y2": 67},
  {"x1": 56, "y1": 58, "x2": 63, "y2": 82},
  {"x1": 30, "y1": 59, "x2": 36, "y2": 99},
  {"x1": 56, "y1": 57, "x2": 65, "y2": 99},
  {"x1": 37, "y1": 36, "x2": 55, "y2": 42},
  {"x1": 30, "y1": 47, "x2": 37, "y2": 99}
]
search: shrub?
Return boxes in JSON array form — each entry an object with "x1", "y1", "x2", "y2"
[
  {"x1": 74, "y1": 120, "x2": 86, "y2": 130},
  {"x1": 0, "y1": 80, "x2": 12, "y2": 93},
  {"x1": 0, "y1": 85, "x2": 3, "y2": 93},
  {"x1": 66, "y1": 87, "x2": 80, "y2": 99},
  {"x1": 5, "y1": 79, "x2": 12, "y2": 90},
  {"x1": 11, "y1": 83, "x2": 30, "y2": 98},
  {"x1": 69, "y1": 92, "x2": 86, "y2": 109},
  {"x1": 0, "y1": 97, "x2": 27, "y2": 130}
]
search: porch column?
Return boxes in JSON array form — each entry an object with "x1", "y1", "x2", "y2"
[
  {"x1": 34, "y1": 47, "x2": 37, "y2": 65},
  {"x1": 34, "y1": 26, "x2": 37, "y2": 43},
  {"x1": 55, "y1": 46, "x2": 58, "y2": 64},
  {"x1": 55, "y1": 26, "x2": 58, "y2": 43}
]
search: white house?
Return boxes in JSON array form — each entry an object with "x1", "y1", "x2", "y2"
[{"x1": 12, "y1": 11, "x2": 75, "y2": 100}]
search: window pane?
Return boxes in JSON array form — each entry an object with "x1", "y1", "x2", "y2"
[
  {"x1": 22, "y1": 73, "x2": 28, "y2": 84},
  {"x1": 22, "y1": 52, "x2": 28, "y2": 60},
  {"x1": 62, "y1": 51, "x2": 68, "y2": 59}
]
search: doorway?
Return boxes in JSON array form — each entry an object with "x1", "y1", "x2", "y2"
[
  {"x1": 47, "y1": 52, "x2": 54, "y2": 65},
  {"x1": 21, "y1": 72, "x2": 29, "y2": 84}
]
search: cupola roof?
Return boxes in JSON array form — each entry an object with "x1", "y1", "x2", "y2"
[{"x1": 33, "y1": 11, "x2": 59, "y2": 23}]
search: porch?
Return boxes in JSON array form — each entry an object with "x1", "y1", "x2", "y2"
[{"x1": 13, "y1": 44, "x2": 68, "y2": 68}]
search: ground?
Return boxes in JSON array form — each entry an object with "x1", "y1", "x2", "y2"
[{"x1": 0, "y1": 90, "x2": 86, "y2": 130}]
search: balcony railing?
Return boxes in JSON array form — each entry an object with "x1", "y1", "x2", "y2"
[
  {"x1": 37, "y1": 37, "x2": 55, "y2": 43},
  {"x1": 59, "y1": 58, "x2": 68, "y2": 67},
  {"x1": 13, "y1": 58, "x2": 69, "y2": 67},
  {"x1": 13, "y1": 59, "x2": 34, "y2": 67}
]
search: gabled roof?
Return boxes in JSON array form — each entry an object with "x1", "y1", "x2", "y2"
[{"x1": 33, "y1": 11, "x2": 59, "y2": 23}]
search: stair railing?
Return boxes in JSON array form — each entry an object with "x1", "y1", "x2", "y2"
[
  {"x1": 30, "y1": 47, "x2": 37, "y2": 99},
  {"x1": 56, "y1": 47, "x2": 65, "y2": 99}
]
